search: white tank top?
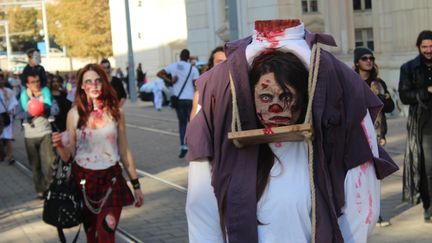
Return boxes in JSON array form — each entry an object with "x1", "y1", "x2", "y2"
[
  {"x1": 73, "y1": 109, "x2": 120, "y2": 170},
  {"x1": 257, "y1": 141, "x2": 311, "y2": 243}
]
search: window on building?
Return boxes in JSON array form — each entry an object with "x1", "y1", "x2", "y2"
[
  {"x1": 224, "y1": 0, "x2": 229, "y2": 22},
  {"x1": 355, "y1": 28, "x2": 374, "y2": 50},
  {"x1": 302, "y1": 0, "x2": 318, "y2": 13},
  {"x1": 353, "y1": 0, "x2": 372, "y2": 10}
]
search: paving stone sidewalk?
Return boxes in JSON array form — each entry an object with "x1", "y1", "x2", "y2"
[{"x1": 0, "y1": 162, "x2": 85, "y2": 243}]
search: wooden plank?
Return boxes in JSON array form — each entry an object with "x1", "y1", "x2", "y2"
[{"x1": 228, "y1": 123, "x2": 312, "y2": 146}]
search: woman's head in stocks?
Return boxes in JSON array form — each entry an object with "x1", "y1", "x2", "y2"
[{"x1": 250, "y1": 50, "x2": 308, "y2": 128}]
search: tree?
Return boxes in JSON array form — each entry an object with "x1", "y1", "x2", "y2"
[
  {"x1": 47, "y1": 0, "x2": 112, "y2": 59},
  {"x1": 1, "y1": 7, "x2": 42, "y2": 52}
]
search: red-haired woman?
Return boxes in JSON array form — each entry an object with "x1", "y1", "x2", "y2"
[{"x1": 52, "y1": 63, "x2": 144, "y2": 243}]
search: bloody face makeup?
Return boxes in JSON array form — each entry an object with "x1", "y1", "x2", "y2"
[
  {"x1": 254, "y1": 72, "x2": 300, "y2": 127},
  {"x1": 81, "y1": 70, "x2": 103, "y2": 100}
]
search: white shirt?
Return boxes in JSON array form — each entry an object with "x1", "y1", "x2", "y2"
[
  {"x1": 0, "y1": 87, "x2": 18, "y2": 139},
  {"x1": 164, "y1": 61, "x2": 199, "y2": 100},
  {"x1": 257, "y1": 141, "x2": 311, "y2": 243}
]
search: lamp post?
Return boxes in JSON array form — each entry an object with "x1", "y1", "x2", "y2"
[
  {"x1": 0, "y1": 20, "x2": 11, "y2": 69},
  {"x1": 41, "y1": 0, "x2": 49, "y2": 57},
  {"x1": 125, "y1": 0, "x2": 137, "y2": 102}
]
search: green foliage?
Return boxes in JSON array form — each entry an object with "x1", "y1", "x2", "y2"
[
  {"x1": 1, "y1": 7, "x2": 42, "y2": 52},
  {"x1": 47, "y1": 0, "x2": 112, "y2": 59}
]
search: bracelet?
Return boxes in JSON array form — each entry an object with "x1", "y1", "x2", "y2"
[{"x1": 131, "y1": 178, "x2": 140, "y2": 189}]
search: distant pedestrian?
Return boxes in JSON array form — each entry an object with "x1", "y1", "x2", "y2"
[
  {"x1": 157, "y1": 49, "x2": 199, "y2": 158},
  {"x1": 49, "y1": 75, "x2": 71, "y2": 132},
  {"x1": 52, "y1": 63, "x2": 144, "y2": 242},
  {"x1": 0, "y1": 73, "x2": 18, "y2": 165},
  {"x1": 354, "y1": 47, "x2": 395, "y2": 227},
  {"x1": 190, "y1": 46, "x2": 226, "y2": 118},
  {"x1": 20, "y1": 48, "x2": 47, "y2": 87},
  {"x1": 136, "y1": 63, "x2": 145, "y2": 88},
  {"x1": 101, "y1": 59, "x2": 127, "y2": 106},
  {"x1": 20, "y1": 70, "x2": 56, "y2": 199},
  {"x1": 399, "y1": 30, "x2": 432, "y2": 222},
  {"x1": 354, "y1": 47, "x2": 394, "y2": 145},
  {"x1": 206, "y1": 46, "x2": 226, "y2": 71},
  {"x1": 66, "y1": 72, "x2": 77, "y2": 104},
  {"x1": 152, "y1": 79, "x2": 164, "y2": 111}
]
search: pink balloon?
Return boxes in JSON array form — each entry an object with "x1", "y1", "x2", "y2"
[{"x1": 27, "y1": 98, "x2": 44, "y2": 116}]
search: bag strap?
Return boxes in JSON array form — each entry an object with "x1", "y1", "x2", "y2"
[
  {"x1": 57, "y1": 224, "x2": 81, "y2": 243},
  {"x1": 176, "y1": 64, "x2": 193, "y2": 98},
  {"x1": 0, "y1": 94, "x2": 8, "y2": 111},
  {"x1": 57, "y1": 227, "x2": 66, "y2": 243}
]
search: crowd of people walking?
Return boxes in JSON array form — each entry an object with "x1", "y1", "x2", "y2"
[{"x1": 1, "y1": 17, "x2": 432, "y2": 243}]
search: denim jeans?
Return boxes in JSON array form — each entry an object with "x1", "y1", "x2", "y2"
[
  {"x1": 174, "y1": 99, "x2": 192, "y2": 146},
  {"x1": 24, "y1": 134, "x2": 56, "y2": 193}
]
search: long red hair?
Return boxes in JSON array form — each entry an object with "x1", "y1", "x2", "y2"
[{"x1": 75, "y1": 63, "x2": 120, "y2": 128}]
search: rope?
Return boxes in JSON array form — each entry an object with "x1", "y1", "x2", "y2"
[
  {"x1": 304, "y1": 44, "x2": 321, "y2": 243},
  {"x1": 229, "y1": 71, "x2": 244, "y2": 148},
  {"x1": 228, "y1": 43, "x2": 322, "y2": 242}
]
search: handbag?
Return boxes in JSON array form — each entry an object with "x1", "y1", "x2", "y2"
[
  {"x1": 170, "y1": 64, "x2": 193, "y2": 109},
  {"x1": 170, "y1": 95, "x2": 179, "y2": 108},
  {"x1": 0, "y1": 112, "x2": 10, "y2": 127},
  {"x1": 43, "y1": 157, "x2": 82, "y2": 243},
  {"x1": 0, "y1": 96, "x2": 11, "y2": 127}
]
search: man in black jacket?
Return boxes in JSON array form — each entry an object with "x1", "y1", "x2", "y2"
[
  {"x1": 100, "y1": 59, "x2": 127, "y2": 107},
  {"x1": 20, "y1": 48, "x2": 47, "y2": 87},
  {"x1": 399, "y1": 30, "x2": 432, "y2": 222}
]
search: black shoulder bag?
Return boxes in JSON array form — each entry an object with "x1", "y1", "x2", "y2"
[
  {"x1": 170, "y1": 64, "x2": 193, "y2": 109},
  {"x1": 0, "y1": 95, "x2": 11, "y2": 127},
  {"x1": 43, "y1": 157, "x2": 83, "y2": 243}
]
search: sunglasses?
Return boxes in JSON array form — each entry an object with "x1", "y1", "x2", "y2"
[{"x1": 360, "y1": 56, "x2": 375, "y2": 62}]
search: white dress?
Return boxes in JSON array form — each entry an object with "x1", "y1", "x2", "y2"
[
  {"x1": 186, "y1": 111, "x2": 380, "y2": 243},
  {"x1": 257, "y1": 141, "x2": 311, "y2": 243},
  {"x1": 0, "y1": 87, "x2": 18, "y2": 139}
]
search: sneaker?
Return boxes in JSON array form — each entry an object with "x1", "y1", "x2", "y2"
[
  {"x1": 36, "y1": 192, "x2": 44, "y2": 200},
  {"x1": 376, "y1": 216, "x2": 391, "y2": 227},
  {"x1": 425, "y1": 209, "x2": 432, "y2": 222},
  {"x1": 178, "y1": 148, "x2": 188, "y2": 158},
  {"x1": 8, "y1": 159, "x2": 15, "y2": 165}
]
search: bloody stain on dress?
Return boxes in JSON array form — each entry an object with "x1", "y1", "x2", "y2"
[{"x1": 365, "y1": 191, "x2": 373, "y2": 224}]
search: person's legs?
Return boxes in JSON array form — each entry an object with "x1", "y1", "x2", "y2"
[
  {"x1": 82, "y1": 208, "x2": 97, "y2": 243},
  {"x1": 153, "y1": 89, "x2": 163, "y2": 111},
  {"x1": 0, "y1": 139, "x2": 5, "y2": 162},
  {"x1": 24, "y1": 137, "x2": 45, "y2": 195},
  {"x1": 176, "y1": 100, "x2": 192, "y2": 158},
  {"x1": 422, "y1": 133, "x2": 432, "y2": 221},
  {"x1": 4, "y1": 139, "x2": 15, "y2": 164},
  {"x1": 95, "y1": 207, "x2": 122, "y2": 243},
  {"x1": 40, "y1": 134, "x2": 56, "y2": 192}
]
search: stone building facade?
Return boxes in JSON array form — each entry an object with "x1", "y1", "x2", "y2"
[
  {"x1": 185, "y1": 0, "x2": 432, "y2": 91},
  {"x1": 109, "y1": 0, "x2": 432, "y2": 94}
]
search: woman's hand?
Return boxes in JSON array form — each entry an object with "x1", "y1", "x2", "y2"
[
  {"x1": 133, "y1": 188, "x2": 144, "y2": 207},
  {"x1": 52, "y1": 131, "x2": 63, "y2": 148}
]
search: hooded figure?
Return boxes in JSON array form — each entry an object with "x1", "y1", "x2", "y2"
[{"x1": 185, "y1": 19, "x2": 398, "y2": 243}]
